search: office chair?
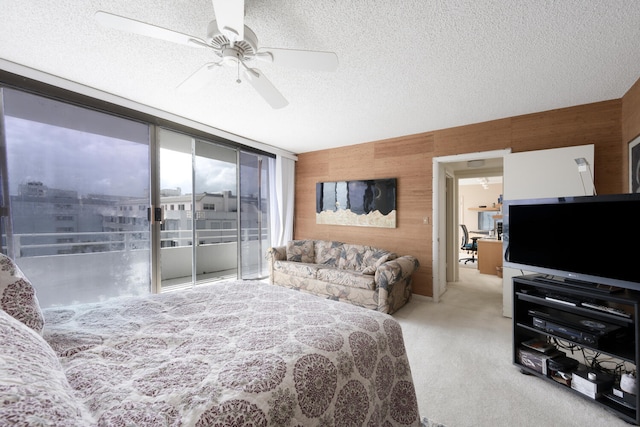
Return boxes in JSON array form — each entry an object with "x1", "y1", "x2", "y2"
[{"x1": 459, "y1": 224, "x2": 479, "y2": 264}]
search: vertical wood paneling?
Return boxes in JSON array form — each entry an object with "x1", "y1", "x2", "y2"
[
  {"x1": 295, "y1": 134, "x2": 434, "y2": 296},
  {"x1": 295, "y1": 80, "x2": 640, "y2": 298},
  {"x1": 433, "y1": 118, "x2": 512, "y2": 155}
]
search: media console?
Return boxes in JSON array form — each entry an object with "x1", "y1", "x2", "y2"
[{"x1": 513, "y1": 274, "x2": 640, "y2": 425}]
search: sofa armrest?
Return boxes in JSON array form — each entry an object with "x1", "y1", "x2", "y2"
[
  {"x1": 375, "y1": 255, "x2": 420, "y2": 314},
  {"x1": 266, "y1": 246, "x2": 286, "y2": 283},
  {"x1": 375, "y1": 256, "x2": 420, "y2": 290},
  {"x1": 266, "y1": 246, "x2": 287, "y2": 263}
]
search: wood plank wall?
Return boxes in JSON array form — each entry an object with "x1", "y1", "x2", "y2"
[{"x1": 295, "y1": 78, "x2": 640, "y2": 298}]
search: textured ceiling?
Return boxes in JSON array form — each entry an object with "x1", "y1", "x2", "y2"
[{"x1": 1, "y1": 1, "x2": 639, "y2": 155}]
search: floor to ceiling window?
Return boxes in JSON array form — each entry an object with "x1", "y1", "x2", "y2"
[
  {"x1": 0, "y1": 88, "x2": 152, "y2": 308},
  {"x1": 0, "y1": 86, "x2": 274, "y2": 305}
]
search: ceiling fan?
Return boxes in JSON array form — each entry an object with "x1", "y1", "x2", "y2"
[{"x1": 95, "y1": 0, "x2": 339, "y2": 109}]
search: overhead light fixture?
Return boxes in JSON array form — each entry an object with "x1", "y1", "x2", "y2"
[
  {"x1": 467, "y1": 160, "x2": 485, "y2": 168},
  {"x1": 476, "y1": 177, "x2": 489, "y2": 189}
]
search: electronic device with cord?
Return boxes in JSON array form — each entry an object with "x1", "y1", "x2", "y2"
[
  {"x1": 502, "y1": 193, "x2": 640, "y2": 292},
  {"x1": 572, "y1": 370, "x2": 615, "y2": 399},
  {"x1": 513, "y1": 274, "x2": 640, "y2": 425},
  {"x1": 528, "y1": 308, "x2": 622, "y2": 347}
]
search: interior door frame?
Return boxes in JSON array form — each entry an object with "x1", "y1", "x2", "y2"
[{"x1": 432, "y1": 149, "x2": 511, "y2": 302}]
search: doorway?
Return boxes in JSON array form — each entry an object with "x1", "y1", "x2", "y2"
[{"x1": 432, "y1": 149, "x2": 510, "y2": 302}]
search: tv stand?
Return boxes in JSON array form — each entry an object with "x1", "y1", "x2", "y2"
[{"x1": 513, "y1": 274, "x2": 640, "y2": 425}]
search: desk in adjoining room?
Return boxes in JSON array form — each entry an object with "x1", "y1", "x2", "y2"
[{"x1": 477, "y1": 238, "x2": 503, "y2": 275}]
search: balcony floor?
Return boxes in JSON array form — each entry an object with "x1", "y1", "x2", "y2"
[{"x1": 161, "y1": 269, "x2": 238, "y2": 293}]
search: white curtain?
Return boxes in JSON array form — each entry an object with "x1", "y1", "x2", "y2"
[{"x1": 268, "y1": 155, "x2": 295, "y2": 247}]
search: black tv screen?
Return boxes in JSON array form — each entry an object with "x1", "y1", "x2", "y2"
[{"x1": 503, "y1": 193, "x2": 640, "y2": 290}]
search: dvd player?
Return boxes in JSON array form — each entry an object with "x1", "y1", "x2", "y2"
[{"x1": 528, "y1": 308, "x2": 621, "y2": 347}]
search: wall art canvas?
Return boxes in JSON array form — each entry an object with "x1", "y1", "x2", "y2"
[
  {"x1": 630, "y1": 134, "x2": 640, "y2": 193},
  {"x1": 316, "y1": 178, "x2": 396, "y2": 228}
]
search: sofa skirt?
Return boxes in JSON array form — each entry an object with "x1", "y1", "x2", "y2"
[{"x1": 271, "y1": 270, "x2": 379, "y2": 311}]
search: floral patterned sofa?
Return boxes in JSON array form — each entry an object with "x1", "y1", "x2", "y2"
[{"x1": 266, "y1": 240, "x2": 420, "y2": 314}]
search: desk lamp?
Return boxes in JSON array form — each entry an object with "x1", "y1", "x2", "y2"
[{"x1": 574, "y1": 157, "x2": 596, "y2": 195}]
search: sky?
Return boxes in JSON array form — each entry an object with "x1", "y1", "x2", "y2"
[
  {"x1": 159, "y1": 148, "x2": 237, "y2": 196},
  {"x1": 5, "y1": 116, "x2": 238, "y2": 198}
]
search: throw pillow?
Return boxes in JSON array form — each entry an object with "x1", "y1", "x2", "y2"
[
  {"x1": 286, "y1": 240, "x2": 315, "y2": 263},
  {"x1": 0, "y1": 309, "x2": 93, "y2": 424},
  {"x1": 0, "y1": 253, "x2": 45, "y2": 334},
  {"x1": 314, "y1": 241, "x2": 343, "y2": 266}
]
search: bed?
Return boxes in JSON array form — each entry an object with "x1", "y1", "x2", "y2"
[{"x1": 0, "y1": 253, "x2": 421, "y2": 426}]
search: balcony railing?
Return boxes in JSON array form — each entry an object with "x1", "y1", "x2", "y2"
[
  {"x1": 5, "y1": 228, "x2": 267, "y2": 257},
  {"x1": 2, "y1": 228, "x2": 268, "y2": 308}
]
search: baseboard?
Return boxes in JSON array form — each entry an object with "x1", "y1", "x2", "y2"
[{"x1": 411, "y1": 293, "x2": 433, "y2": 303}]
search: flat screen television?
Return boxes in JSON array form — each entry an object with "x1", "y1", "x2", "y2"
[{"x1": 502, "y1": 193, "x2": 640, "y2": 291}]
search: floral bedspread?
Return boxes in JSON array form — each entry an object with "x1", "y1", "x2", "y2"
[{"x1": 43, "y1": 280, "x2": 420, "y2": 426}]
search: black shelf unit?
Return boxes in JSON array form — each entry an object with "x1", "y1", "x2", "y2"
[{"x1": 513, "y1": 274, "x2": 640, "y2": 425}]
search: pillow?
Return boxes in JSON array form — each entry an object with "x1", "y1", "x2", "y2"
[
  {"x1": 286, "y1": 240, "x2": 315, "y2": 263},
  {"x1": 314, "y1": 241, "x2": 343, "y2": 266},
  {"x1": 0, "y1": 310, "x2": 93, "y2": 425},
  {"x1": 338, "y1": 244, "x2": 366, "y2": 271},
  {"x1": 0, "y1": 253, "x2": 45, "y2": 334}
]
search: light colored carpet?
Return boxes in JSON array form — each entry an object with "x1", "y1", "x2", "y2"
[{"x1": 395, "y1": 266, "x2": 631, "y2": 427}]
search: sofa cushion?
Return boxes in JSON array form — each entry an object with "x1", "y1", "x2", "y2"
[
  {"x1": 314, "y1": 241, "x2": 343, "y2": 266},
  {"x1": 338, "y1": 244, "x2": 397, "y2": 272},
  {"x1": 273, "y1": 260, "x2": 318, "y2": 279},
  {"x1": 338, "y1": 244, "x2": 367, "y2": 271},
  {"x1": 0, "y1": 309, "x2": 93, "y2": 425},
  {"x1": 316, "y1": 267, "x2": 376, "y2": 290},
  {"x1": 286, "y1": 239, "x2": 315, "y2": 263},
  {"x1": 0, "y1": 253, "x2": 45, "y2": 334}
]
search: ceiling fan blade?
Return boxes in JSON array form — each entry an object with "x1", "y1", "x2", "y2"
[
  {"x1": 94, "y1": 11, "x2": 208, "y2": 48},
  {"x1": 177, "y1": 62, "x2": 221, "y2": 93},
  {"x1": 242, "y1": 68, "x2": 288, "y2": 109},
  {"x1": 211, "y1": 0, "x2": 245, "y2": 42},
  {"x1": 257, "y1": 48, "x2": 339, "y2": 72}
]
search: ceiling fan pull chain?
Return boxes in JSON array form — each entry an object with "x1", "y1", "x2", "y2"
[{"x1": 236, "y1": 56, "x2": 241, "y2": 83}]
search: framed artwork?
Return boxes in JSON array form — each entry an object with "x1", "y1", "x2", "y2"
[
  {"x1": 316, "y1": 178, "x2": 396, "y2": 228},
  {"x1": 630, "y1": 134, "x2": 640, "y2": 193}
]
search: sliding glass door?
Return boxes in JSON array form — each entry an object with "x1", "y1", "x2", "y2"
[
  {"x1": 0, "y1": 88, "x2": 151, "y2": 307},
  {"x1": 158, "y1": 129, "x2": 238, "y2": 290},
  {"x1": 239, "y1": 151, "x2": 270, "y2": 279}
]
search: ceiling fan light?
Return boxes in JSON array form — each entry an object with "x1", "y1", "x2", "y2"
[{"x1": 221, "y1": 56, "x2": 239, "y2": 66}]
